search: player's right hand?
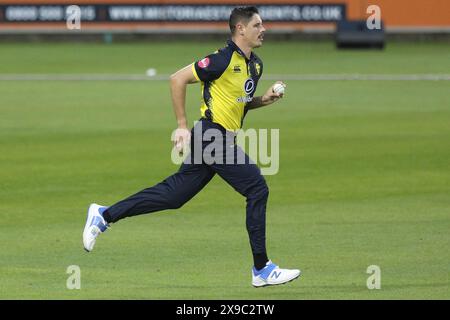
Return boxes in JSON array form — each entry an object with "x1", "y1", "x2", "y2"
[{"x1": 172, "y1": 127, "x2": 191, "y2": 155}]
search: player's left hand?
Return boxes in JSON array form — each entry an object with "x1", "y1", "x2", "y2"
[{"x1": 261, "y1": 81, "x2": 286, "y2": 105}]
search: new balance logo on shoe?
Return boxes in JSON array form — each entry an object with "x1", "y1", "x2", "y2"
[{"x1": 271, "y1": 271, "x2": 281, "y2": 279}]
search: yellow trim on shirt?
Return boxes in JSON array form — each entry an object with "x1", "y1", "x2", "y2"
[{"x1": 191, "y1": 63, "x2": 200, "y2": 81}]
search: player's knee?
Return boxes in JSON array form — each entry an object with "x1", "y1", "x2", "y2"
[
  {"x1": 168, "y1": 199, "x2": 184, "y2": 209},
  {"x1": 167, "y1": 195, "x2": 187, "y2": 209},
  {"x1": 248, "y1": 178, "x2": 269, "y2": 201},
  {"x1": 259, "y1": 183, "x2": 269, "y2": 200}
]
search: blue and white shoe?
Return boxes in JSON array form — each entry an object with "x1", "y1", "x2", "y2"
[
  {"x1": 252, "y1": 260, "x2": 301, "y2": 287},
  {"x1": 83, "y1": 203, "x2": 109, "y2": 252}
]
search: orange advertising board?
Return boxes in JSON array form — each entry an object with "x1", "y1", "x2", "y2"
[{"x1": 0, "y1": 0, "x2": 448, "y2": 32}]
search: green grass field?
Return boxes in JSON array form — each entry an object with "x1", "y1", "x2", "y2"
[{"x1": 0, "y1": 40, "x2": 449, "y2": 299}]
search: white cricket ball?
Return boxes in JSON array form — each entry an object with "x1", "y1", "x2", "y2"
[
  {"x1": 146, "y1": 68, "x2": 157, "y2": 77},
  {"x1": 272, "y1": 83, "x2": 286, "y2": 94}
]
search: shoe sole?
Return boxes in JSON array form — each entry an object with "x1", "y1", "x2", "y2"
[{"x1": 252, "y1": 272, "x2": 301, "y2": 288}]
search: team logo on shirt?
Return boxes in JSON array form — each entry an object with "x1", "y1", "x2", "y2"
[
  {"x1": 198, "y1": 57, "x2": 210, "y2": 69},
  {"x1": 255, "y1": 63, "x2": 261, "y2": 76},
  {"x1": 244, "y1": 78, "x2": 255, "y2": 95},
  {"x1": 233, "y1": 65, "x2": 242, "y2": 73}
]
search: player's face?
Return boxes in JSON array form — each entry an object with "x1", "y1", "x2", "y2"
[{"x1": 244, "y1": 14, "x2": 266, "y2": 48}]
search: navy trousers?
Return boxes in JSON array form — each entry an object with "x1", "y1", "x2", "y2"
[{"x1": 105, "y1": 118, "x2": 269, "y2": 255}]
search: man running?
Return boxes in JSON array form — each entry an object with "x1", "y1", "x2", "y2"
[{"x1": 83, "y1": 6, "x2": 300, "y2": 287}]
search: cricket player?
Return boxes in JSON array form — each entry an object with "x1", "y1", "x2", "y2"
[{"x1": 83, "y1": 6, "x2": 300, "y2": 287}]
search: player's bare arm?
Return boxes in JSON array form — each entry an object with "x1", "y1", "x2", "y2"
[{"x1": 170, "y1": 63, "x2": 198, "y2": 153}]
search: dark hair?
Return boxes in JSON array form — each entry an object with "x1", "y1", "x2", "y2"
[{"x1": 229, "y1": 6, "x2": 259, "y2": 34}]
